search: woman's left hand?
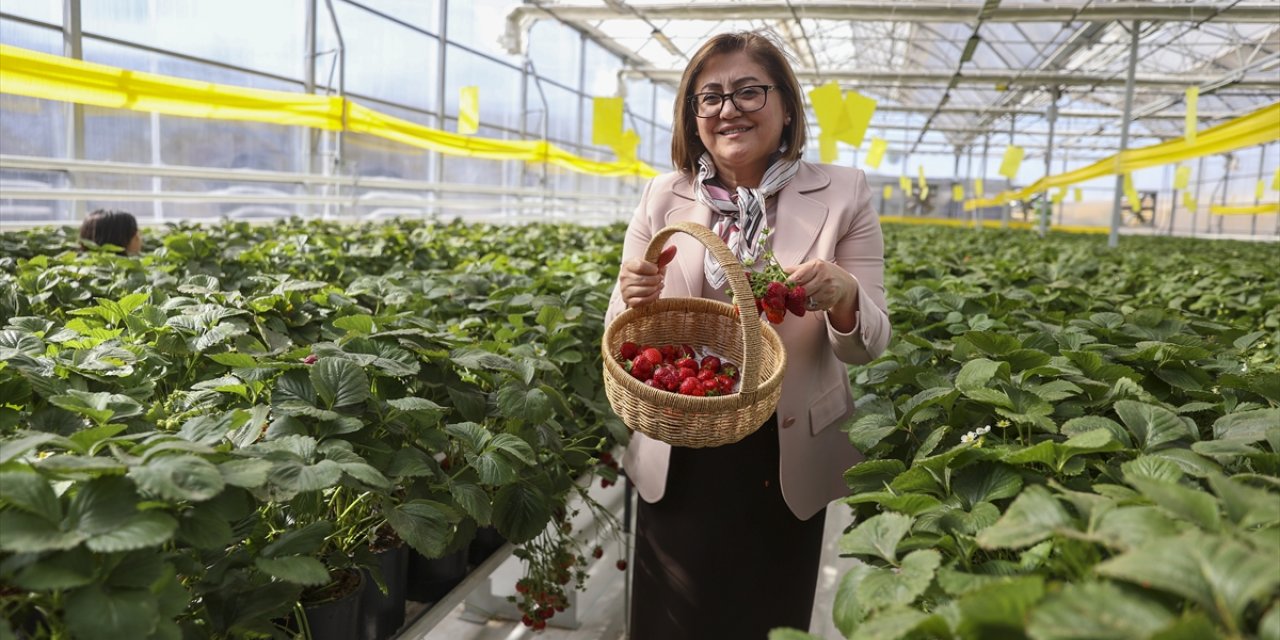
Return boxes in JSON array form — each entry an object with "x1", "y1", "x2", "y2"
[{"x1": 783, "y1": 259, "x2": 858, "y2": 312}]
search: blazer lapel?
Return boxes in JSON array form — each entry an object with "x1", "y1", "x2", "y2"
[
  {"x1": 772, "y1": 162, "x2": 831, "y2": 270},
  {"x1": 663, "y1": 177, "x2": 712, "y2": 299}
]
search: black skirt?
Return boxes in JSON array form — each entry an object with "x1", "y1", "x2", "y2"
[{"x1": 629, "y1": 416, "x2": 827, "y2": 640}]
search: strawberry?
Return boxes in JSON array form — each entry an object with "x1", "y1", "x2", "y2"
[
  {"x1": 620, "y1": 341, "x2": 640, "y2": 360},
  {"x1": 755, "y1": 298, "x2": 763, "y2": 313},
  {"x1": 765, "y1": 306, "x2": 785, "y2": 324},
  {"x1": 660, "y1": 344, "x2": 678, "y2": 363},
  {"x1": 681, "y1": 344, "x2": 697, "y2": 359},
  {"x1": 678, "y1": 377, "x2": 702, "y2": 396},
  {"x1": 698, "y1": 369, "x2": 716, "y2": 382},
  {"x1": 674, "y1": 356, "x2": 698, "y2": 370},
  {"x1": 717, "y1": 374, "x2": 735, "y2": 394},
  {"x1": 766, "y1": 280, "x2": 788, "y2": 302},
  {"x1": 630, "y1": 355, "x2": 654, "y2": 381},
  {"x1": 642, "y1": 347, "x2": 664, "y2": 365},
  {"x1": 592, "y1": 546, "x2": 604, "y2": 559},
  {"x1": 700, "y1": 355, "x2": 721, "y2": 372},
  {"x1": 302, "y1": 354, "x2": 317, "y2": 365},
  {"x1": 785, "y1": 285, "x2": 808, "y2": 317},
  {"x1": 721, "y1": 364, "x2": 739, "y2": 379},
  {"x1": 616, "y1": 560, "x2": 628, "y2": 571},
  {"x1": 702, "y1": 379, "x2": 720, "y2": 394},
  {"x1": 645, "y1": 379, "x2": 661, "y2": 389},
  {"x1": 678, "y1": 366, "x2": 698, "y2": 381}
]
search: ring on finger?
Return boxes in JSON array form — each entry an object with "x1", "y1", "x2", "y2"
[{"x1": 805, "y1": 296, "x2": 819, "y2": 311}]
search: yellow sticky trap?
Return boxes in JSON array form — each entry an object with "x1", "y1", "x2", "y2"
[
  {"x1": 917, "y1": 165, "x2": 926, "y2": 190},
  {"x1": 998, "y1": 145, "x2": 1025, "y2": 180},
  {"x1": 1174, "y1": 165, "x2": 1191, "y2": 190},
  {"x1": 819, "y1": 131, "x2": 838, "y2": 164},
  {"x1": 1124, "y1": 173, "x2": 1142, "y2": 213},
  {"x1": 974, "y1": 179, "x2": 985, "y2": 198},
  {"x1": 612, "y1": 128, "x2": 640, "y2": 164},
  {"x1": 837, "y1": 90, "x2": 877, "y2": 148},
  {"x1": 592, "y1": 96, "x2": 623, "y2": 147},
  {"x1": 1073, "y1": 187, "x2": 1083, "y2": 202},
  {"x1": 808, "y1": 82, "x2": 845, "y2": 132},
  {"x1": 1257, "y1": 179, "x2": 1266, "y2": 201},
  {"x1": 1184, "y1": 87, "x2": 1198, "y2": 143},
  {"x1": 952, "y1": 184, "x2": 965, "y2": 201},
  {"x1": 883, "y1": 185, "x2": 894, "y2": 200},
  {"x1": 865, "y1": 138, "x2": 887, "y2": 169},
  {"x1": 899, "y1": 175, "x2": 912, "y2": 193},
  {"x1": 920, "y1": 186, "x2": 930, "y2": 201},
  {"x1": 1272, "y1": 168, "x2": 1280, "y2": 191},
  {"x1": 1052, "y1": 188, "x2": 1066, "y2": 204},
  {"x1": 458, "y1": 86, "x2": 479, "y2": 135},
  {"x1": 1183, "y1": 192, "x2": 1197, "y2": 210}
]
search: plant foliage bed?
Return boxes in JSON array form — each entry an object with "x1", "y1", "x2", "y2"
[
  {"x1": 786, "y1": 227, "x2": 1280, "y2": 640},
  {"x1": 0, "y1": 219, "x2": 627, "y2": 638}
]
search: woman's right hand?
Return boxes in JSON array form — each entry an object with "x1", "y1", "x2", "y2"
[{"x1": 619, "y1": 246, "x2": 677, "y2": 308}]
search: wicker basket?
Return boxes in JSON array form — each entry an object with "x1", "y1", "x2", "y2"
[{"x1": 601, "y1": 222, "x2": 787, "y2": 448}]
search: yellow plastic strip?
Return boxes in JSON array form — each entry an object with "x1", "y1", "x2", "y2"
[
  {"x1": 880, "y1": 216, "x2": 1108, "y2": 234},
  {"x1": 965, "y1": 101, "x2": 1280, "y2": 210},
  {"x1": 1209, "y1": 203, "x2": 1280, "y2": 215},
  {"x1": 0, "y1": 45, "x2": 657, "y2": 179}
]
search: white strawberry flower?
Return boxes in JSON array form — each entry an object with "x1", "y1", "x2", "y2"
[{"x1": 961, "y1": 433, "x2": 975, "y2": 444}]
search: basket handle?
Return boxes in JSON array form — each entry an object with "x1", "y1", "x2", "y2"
[{"x1": 643, "y1": 222, "x2": 766, "y2": 397}]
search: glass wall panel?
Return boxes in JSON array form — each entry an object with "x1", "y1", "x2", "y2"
[
  {"x1": 444, "y1": 44, "x2": 523, "y2": 132},
  {"x1": 525, "y1": 83, "x2": 579, "y2": 147},
  {"x1": 349, "y1": 0, "x2": 438, "y2": 34},
  {"x1": 318, "y1": 2, "x2": 439, "y2": 110},
  {"x1": 81, "y1": 0, "x2": 306, "y2": 80},
  {"x1": 446, "y1": 0, "x2": 521, "y2": 65},
  {"x1": 526, "y1": 20, "x2": 578, "y2": 89},
  {"x1": 0, "y1": 0, "x2": 61, "y2": 25}
]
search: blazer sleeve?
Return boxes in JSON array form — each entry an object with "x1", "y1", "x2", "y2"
[
  {"x1": 605, "y1": 177, "x2": 659, "y2": 326},
  {"x1": 825, "y1": 169, "x2": 892, "y2": 364}
]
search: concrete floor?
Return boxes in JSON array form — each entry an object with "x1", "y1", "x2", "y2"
[{"x1": 414, "y1": 497, "x2": 858, "y2": 640}]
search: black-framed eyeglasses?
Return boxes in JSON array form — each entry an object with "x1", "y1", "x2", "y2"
[{"x1": 689, "y1": 85, "x2": 776, "y2": 118}]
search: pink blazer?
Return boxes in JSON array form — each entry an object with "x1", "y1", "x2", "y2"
[{"x1": 605, "y1": 161, "x2": 892, "y2": 520}]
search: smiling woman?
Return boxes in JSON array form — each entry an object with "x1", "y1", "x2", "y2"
[{"x1": 606, "y1": 30, "x2": 893, "y2": 639}]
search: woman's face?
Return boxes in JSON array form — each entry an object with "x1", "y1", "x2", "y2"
[
  {"x1": 126, "y1": 231, "x2": 142, "y2": 256},
  {"x1": 692, "y1": 51, "x2": 788, "y2": 180}
]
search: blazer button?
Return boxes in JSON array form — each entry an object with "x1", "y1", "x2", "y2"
[{"x1": 782, "y1": 416, "x2": 796, "y2": 429}]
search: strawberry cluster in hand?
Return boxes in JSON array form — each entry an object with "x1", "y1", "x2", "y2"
[
  {"x1": 619, "y1": 342, "x2": 740, "y2": 396},
  {"x1": 735, "y1": 249, "x2": 807, "y2": 325}
]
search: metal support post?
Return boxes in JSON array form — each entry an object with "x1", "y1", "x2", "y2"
[
  {"x1": 1003, "y1": 116, "x2": 1013, "y2": 229},
  {"x1": 303, "y1": 0, "x2": 318, "y2": 218},
  {"x1": 1217, "y1": 153, "x2": 1233, "y2": 235},
  {"x1": 1251, "y1": 144, "x2": 1267, "y2": 236},
  {"x1": 575, "y1": 33, "x2": 587, "y2": 197},
  {"x1": 978, "y1": 134, "x2": 990, "y2": 231},
  {"x1": 1190, "y1": 155, "x2": 1206, "y2": 237},
  {"x1": 1108, "y1": 20, "x2": 1141, "y2": 249},
  {"x1": 1040, "y1": 88, "x2": 1059, "y2": 237},
  {"x1": 1057, "y1": 150, "x2": 1068, "y2": 227},
  {"x1": 432, "y1": 0, "x2": 448, "y2": 211},
  {"x1": 952, "y1": 150, "x2": 962, "y2": 218},
  {"x1": 62, "y1": 0, "x2": 84, "y2": 221}
]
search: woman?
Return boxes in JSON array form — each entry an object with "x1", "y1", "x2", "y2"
[
  {"x1": 79, "y1": 209, "x2": 142, "y2": 255},
  {"x1": 605, "y1": 32, "x2": 891, "y2": 638}
]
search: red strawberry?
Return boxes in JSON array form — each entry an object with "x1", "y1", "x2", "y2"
[
  {"x1": 678, "y1": 366, "x2": 698, "y2": 381},
  {"x1": 630, "y1": 355, "x2": 654, "y2": 381},
  {"x1": 785, "y1": 285, "x2": 808, "y2": 317},
  {"x1": 717, "y1": 374, "x2": 735, "y2": 394},
  {"x1": 700, "y1": 355, "x2": 721, "y2": 372},
  {"x1": 660, "y1": 344, "x2": 678, "y2": 363},
  {"x1": 674, "y1": 356, "x2": 697, "y2": 370},
  {"x1": 765, "y1": 306, "x2": 785, "y2": 324},
  {"x1": 703, "y1": 379, "x2": 720, "y2": 394},
  {"x1": 698, "y1": 369, "x2": 716, "y2": 382},
  {"x1": 679, "y1": 378, "x2": 702, "y2": 396},
  {"x1": 680, "y1": 344, "x2": 697, "y2": 359},
  {"x1": 620, "y1": 341, "x2": 640, "y2": 360},
  {"x1": 302, "y1": 354, "x2": 318, "y2": 365},
  {"x1": 755, "y1": 297, "x2": 764, "y2": 313},
  {"x1": 645, "y1": 379, "x2": 661, "y2": 389},
  {"x1": 720, "y1": 364, "x2": 739, "y2": 379},
  {"x1": 766, "y1": 280, "x2": 788, "y2": 302},
  {"x1": 592, "y1": 546, "x2": 604, "y2": 559},
  {"x1": 642, "y1": 347, "x2": 664, "y2": 365},
  {"x1": 617, "y1": 560, "x2": 628, "y2": 571}
]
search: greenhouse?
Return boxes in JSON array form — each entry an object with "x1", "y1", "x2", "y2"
[{"x1": 0, "y1": 1, "x2": 1277, "y2": 639}]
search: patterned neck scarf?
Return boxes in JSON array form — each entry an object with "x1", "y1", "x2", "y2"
[{"x1": 693, "y1": 149, "x2": 800, "y2": 289}]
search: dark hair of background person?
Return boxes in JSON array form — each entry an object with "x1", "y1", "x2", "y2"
[
  {"x1": 79, "y1": 209, "x2": 138, "y2": 252},
  {"x1": 670, "y1": 31, "x2": 809, "y2": 175}
]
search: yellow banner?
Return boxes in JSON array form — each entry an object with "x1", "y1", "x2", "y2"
[
  {"x1": 899, "y1": 175, "x2": 912, "y2": 193},
  {"x1": 1273, "y1": 168, "x2": 1280, "y2": 190},
  {"x1": 974, "y1": 178, "x2": 985, "y2": 198},
  {"x1": 592, "y1": 96, "x2": 623, "y2": 147},
  {"x1": 920, "y1": 185, "x2": 930, "y2": 201},
  {"x1": 1185, "y1": 87, "x2": 1199, "y2": 143},
  {"x1": 809, "y1": 82, "x2": 845, "y2": 133},
  {"x1": 883, "y1": 184, "x2": 894, "y2": 200},
  {"x1": 1257, "y1": 179, "x2": 1266, "y2": 201},
  {"x1": 1211, "y1": 203, "x2": 1279, "y2": 215},
  {"x1": 917, "y1": 165, "x2": 926, "y2": 190},
  {"x1": 865, "y1": 138, "x2": 887, "y2": 169},
  {"x1": 1123, "y1": 173, "x2": 1142, "y2": 213},
  {"x1": 458, "y1": 86, "x2": 479, "y2": 135},
  {"x1": 1183, "y1": 192, "x2": 1197, "y2": 210},
  {"x1": 613, "y1": 129, "x2": 640, "y2": 165},
  {"x1": 1052, "y1": 188, "x2": 1066, "y2": 204},
  {"x1": 952, "y1": 184, "x2": 965, "y2": 201},
  {"x1": 999, "y1": 145, "x2": 1024, "y2": 179},
  {"x1": 819, "y1": 131, "x2": 838, "y2": 163},
  {"x1": 963, "y1": 102, "x2": 1280, "y2": 209},
  {"x1": 0, "y1": 44, "x2": 656, "y2": 178}
]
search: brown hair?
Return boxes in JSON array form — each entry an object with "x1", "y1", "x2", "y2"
[
  {"x1": 79, "y1": 209, "x2": 138, "y2": 253},
  {"x1": 670, "y1": 31, "x2": 808, "y2": 175}
]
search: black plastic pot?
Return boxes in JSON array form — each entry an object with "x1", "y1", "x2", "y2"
[
  {"x1": 301, "y1": 569, "x2": 364, "y2": 640},
  {"x1": 405, "y1": 548, "x2": 467, "y2": 603},
  {"x1": 467, "y1": 525, "x2": 506, "y2": 567},
  {"x1": 359, "y1": 545, "x2": 408, "y2": 640}
]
